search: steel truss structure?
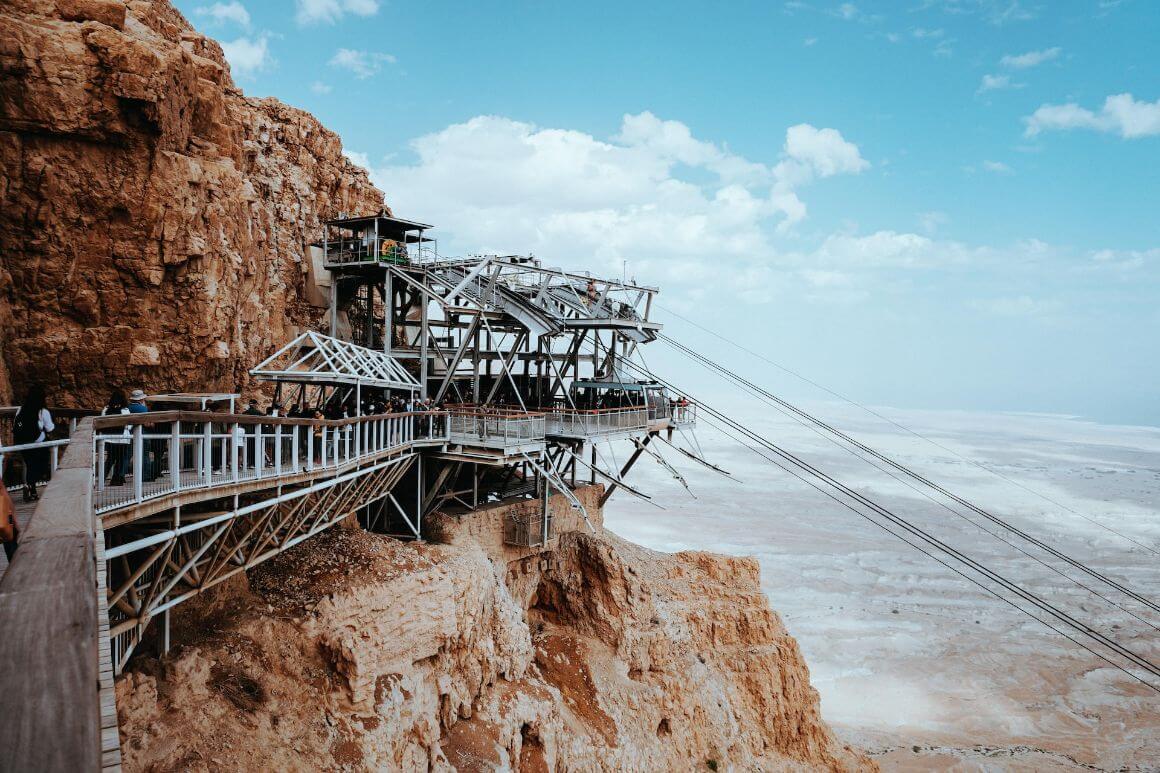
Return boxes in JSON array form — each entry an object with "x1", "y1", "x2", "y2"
[
  {"x1": 94, "y1": 213, "x2": 713, "y2": 673},
  {"x1": 323, "y1": 217, "x2": 705, "y2": 544},
  {"x1": 104, "y1": 454, "x2": 417, "y2": 670}
]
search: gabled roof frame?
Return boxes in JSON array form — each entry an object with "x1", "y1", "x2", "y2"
[{"x1": 250, "y1": 331, "x2": 420, "y2": 391}]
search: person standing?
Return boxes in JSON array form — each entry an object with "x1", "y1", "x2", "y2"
[
  {"x1": 13, "y1": 385, "x2": 54, "y2": 502},
  {"x1": 126, "y1": 389, "x2": 156, "y2": 481},
  {"x1": 100, "y1": 390, "x2": 131, "y2": 486}
]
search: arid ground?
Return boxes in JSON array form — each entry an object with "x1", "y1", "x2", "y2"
[{"x1": 605, "y1": 397, "x2": 1160, "y2": 771}]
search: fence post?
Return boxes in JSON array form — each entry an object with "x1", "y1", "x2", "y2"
[
  {"x1": 201, "y1": 419, "x2": 211, "y2": 484},
  {"x1": 255, "y1": 423, "x2": 264, "y2": 478},
  {"x1": 96, "y1": 437, "x2": 106, "y2": 491},
  {"x1": 171, "y1": 421, "x2": 182, "y2": 491},
  {"x1": 274, "y1": 424, "x2": 282, "y2": 474},
  {"x1": 231, "y1": 422, "x2": 240, "y2": 483},
  {"x1": 133, "y1": 424, "x2": 144, "y2": 502}
]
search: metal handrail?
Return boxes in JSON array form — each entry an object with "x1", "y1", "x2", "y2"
[
  {"x1": 91, "y1": 411, "x2": 451, "y2": 515},
  {"x1": 545, "y1": 406, "x2": 648, "y2": 437},
  {"x1": 447, "y1": 409, "x2": 546, "y2": 444}
]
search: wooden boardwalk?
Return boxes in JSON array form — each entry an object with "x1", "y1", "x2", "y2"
[{"x1": 0, "y1": 486, "x2": 42, "y2": 579}]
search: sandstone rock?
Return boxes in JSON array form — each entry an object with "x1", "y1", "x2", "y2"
[
  {"x1": 115, "y1": 497, "x2": 875, "y2": 771},
  {"x1": 0, "y1": 0, "x2": 382, "y2": 405}
]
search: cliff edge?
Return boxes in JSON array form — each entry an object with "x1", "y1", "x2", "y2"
[
  {"x1": 0, "y1": 0, "x2": 382, "y2": 404},
  {"x1": 116, "y1": 489, "x2": 873, "y2": 771}
]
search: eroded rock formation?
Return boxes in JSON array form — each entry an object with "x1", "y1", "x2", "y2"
[
  {"x1": 116, "y1": 491, "x2": 872, "y2": 771},
  {"x1": 0, "y1": 0, "x2": 382, "y2": 405}
]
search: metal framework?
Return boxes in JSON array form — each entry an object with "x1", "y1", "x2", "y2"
[
  {"x1": 250, "y1": 331, "x2": 419, "y2": 391},
  {"x1": 67, "y1": 212, "x2": 714, "y2": 677}
]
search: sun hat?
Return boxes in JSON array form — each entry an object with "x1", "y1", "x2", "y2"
[{"x1": 129, "y1": 389, "x2": 147, "y2": 402}]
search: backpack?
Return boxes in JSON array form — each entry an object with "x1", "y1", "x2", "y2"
[{"x1": 12, "y1": 409, "x2": 41, "y2": 445}]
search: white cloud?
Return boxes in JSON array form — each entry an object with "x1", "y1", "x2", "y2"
[
  {"x1": 977, "y1": 73, "x2": 1022, "y2": 94},
  {"x1": 1024, "y1": 93, "x2": 1160, "y2": 138},
  {"x1": 295, "y1": 0, "x2": 379, "y2": 26},
  {"x1": 368, "y1": 113, "x2": 867, "y2": 271},
  {"x1": 1089, "y1": 248, "x2": 1156, "y2": 272},
  {"x1": 982, "y1": 160, "x2": 1012, "y2": 173},
  {"x1": 804, "y1": 36, "x2": 818, "y2": 46},
  {"x1": 810, "y1": 230, "x2": 943, "y2": 269},
  {"x1": 1000, "y1": 47, "x2": 1061, "y2": 69},
  {"x1": 344, "y1": 150, "x2": 371, "y2": 168},
  {"x1": 836, "y1": 3, "x2": 859, "y2": 20},
  {"x1": 195, "y1": 1, "x2": 251, "y2": 27},
  {"x1": 969, "y1": 295, "x2": 1060, "y2": 316},
  {"x1": 329, "y1": 48, "x2": 396, "y2": 78},
  {"x1": 912, "y1": 27, "x2": 944, "y2": 38},
  {"x1": 310, "y1": 81, "x2": 333, "y2": 94},
  {"x1": 780, "y1": 124, "x2": 869, "y2": 179},
  {"x1": 221, "y1": 34, "x2": 272, "y2": 76},
  {"x1": 918, "y1": 210, "x2": 949, "y2": 234}
]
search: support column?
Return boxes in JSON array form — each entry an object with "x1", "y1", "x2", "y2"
[
  {"x1": 384, "y1": 270, "x2": 393, "y2": 356},
  {"x1": 420, "y1": 294, "x2": 429, "y2": 399},
  {"x1": 541, "y1": 469, "x2": 550, "y2": 547}
]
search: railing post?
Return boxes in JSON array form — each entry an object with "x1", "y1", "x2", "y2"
[
  {"x1": 231, "y1": 422, "x2": 240, "y2": 483},
  {"x1": 291, "y1": 422, "x2": 299, "y2": 473},
  {"x1": 202, "y1": 418, "x2": 212, "y2": 484},
  {"x1": 133, "y1": 424, "x2": 144, "y2": 503},
  {"x1": 96, "y1": 437, "x2": 105, "y2": 491},
  {"x1": 255, "y1": 423, "x2": 264, "y2": 478},
  {"x1": 171, "y1": 420, "x2": 182, "y2": 491},
  {"x1": 274, "y1": 424, "x2": 282, "y2": 474},
  {"x1": 321, "y1": 425, "x2": 328, "y2": 468}
]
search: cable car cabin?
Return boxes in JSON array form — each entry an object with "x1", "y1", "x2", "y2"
[
  {"x1": 545, "y1": 381, "x2": 652, "y2": 439},
  {"x1": 322, "y1": 214, "x2": 436, "y2": 268}
]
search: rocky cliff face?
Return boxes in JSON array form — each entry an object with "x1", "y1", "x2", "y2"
[
  {"x1": 0, "y1": 0, "x2": 382, "y2": 405},
  {"x1": 116, "y1": 491, "x2": 872, "y2": 771}
]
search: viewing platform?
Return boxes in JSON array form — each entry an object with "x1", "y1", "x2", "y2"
[
  {"x1": 545, "y1": 406, "x2": 649, "y2": 440},
  {"x1": 442, "y1": 407, "x2": 547, "y2": 461}
]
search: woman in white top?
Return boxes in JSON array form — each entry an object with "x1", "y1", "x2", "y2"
[{"x1": 13, "y1": 385, "x2": 54, "y2": 502}]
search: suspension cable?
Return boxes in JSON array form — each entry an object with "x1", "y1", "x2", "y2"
[
  {"x1": 617, "y1": 356, "x2": 1160, "y2": 690},
  {"x1": 664, "y1": 336, "x2": 1160, "y2": 633},
  {"x1": 655, "y1": 303, "x2": 1160, "y2": 557},
  {"x1": 693, "y1": 411, "x2": 1160, "y2": 695},
  {"x1": 659, "y1": 333, "x2": 1160, "y2": 617}
]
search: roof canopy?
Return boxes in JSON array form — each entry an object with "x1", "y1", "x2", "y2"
[
  {"x1": 572, "y1": 380, "x2": 661, "y2": 392},
  {"x1": 250, "y1": 332, "x2": 420, "y2": 392},
  {"x1": 325, "y1": 214, "x2": 433, "y2": 242}
]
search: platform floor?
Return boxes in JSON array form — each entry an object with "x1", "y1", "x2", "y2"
[{"x1": 1, "y1": 484, "x2": 42, "y2": 579}]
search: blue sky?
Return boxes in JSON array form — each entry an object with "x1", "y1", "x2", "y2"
[{"x1": 176, "y1": 0, "x2": 1159, "y2": 425}]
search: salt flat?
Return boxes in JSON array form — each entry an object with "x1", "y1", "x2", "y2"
[{"x1": 602, "y1": 397, "x2": 1160, "y2": 771}]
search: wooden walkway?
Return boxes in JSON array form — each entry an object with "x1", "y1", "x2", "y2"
[{"x1": 0, "y1": 486, "x2": 42, "y2": 579}]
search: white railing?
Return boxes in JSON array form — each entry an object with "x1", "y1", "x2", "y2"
[
  {"x1": 671, "y1": 402, "x2": 696, "y2": 425},
  {"x1": 447, "y1": 409, "x2": 546, "y2": 446},
  {"x1": 92, "y1": 411, "x2": 450, "y2": 514},
  {"x1": 546, "y1": 406, "x2": 649, "y2": 437},
  {"x1": 0, "y1": 407, "x2": 91, "y2": 491}
]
